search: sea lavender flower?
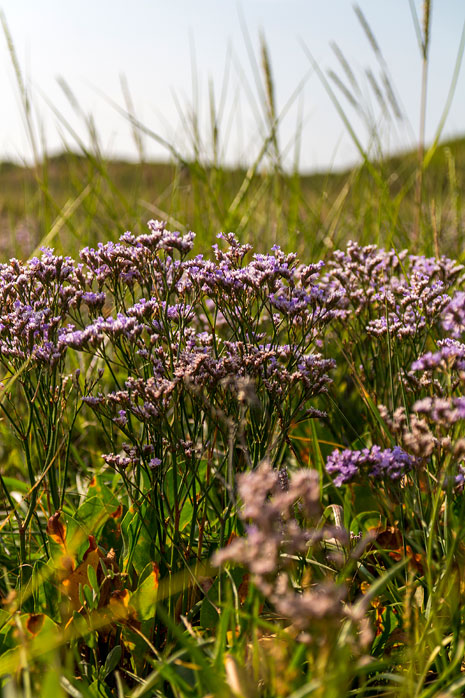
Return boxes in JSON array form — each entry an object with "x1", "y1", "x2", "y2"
[
  {"x1": 413, "y1": 396, "x2": 465, "y2": 425},
  {"x1": 101, "y1": 452, "x2": 133, "y2": 469},
  {"x1": 126, "y1": 297, "x2": 159, "y2": 319},
  {"x1": 81, "y1": 394, "x2": 105, "y2": 406},
  {"x1": 377, "y1": 405, "x2": 437, "y2": 458},
  {"x1": 365, "y1": 273, "x2": 449, "y2": 339},
  {"x1": 410, "y1": 254, "x2": 464, "y2": 285},
  {"x1": 0, "y1": 248, "x2": 86, "y2": 370},
  {"x1": 412, "y1": 338, "x2": 465, "y2": 372},
  {"x1": 211, "y1": 461, "x2": 370, "y2": 643},
  {"x1": 114, "y1": 410, "x2": 128, "y2": 428},
  {"x1": 80, "y1": 291, "x2": 106, "y2": 311},
  {"x1": 322, "y1": 241, "x2": 407, "y2": 312},
  {"x1": 442, "y1": 291, "x2": 465, "y2": 338},
  {"x1": 270, "y1": 575, "x2": 346, "y2": 630},
  {"x1": 213, "y1": 461, "x2": 322, "y2": 575},
  {"x1": 32, "y1": 341, "x2": 65, "y2": 367},
  {"x1": 139, "y1": 219, "x2": 195, "y2": 253},
  {"x1": 212, "y1": 232, "x2": 252, "y2": 265},
  {"x1": 325, "y1": 445, "x2": 417, "y2": 487},
  {"x1": 322, "y1": 242, "x2": 458, "y2": 342}
]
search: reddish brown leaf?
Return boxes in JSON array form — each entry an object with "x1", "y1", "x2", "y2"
[
  {"x1": 111, "y1": 504, "x2": 123, "y2": 520},
  {"x1": 26, "y1": 614, "x2": 45, "y2": 636},
  {"x1": 61, "y1": 536, "x2": 104, "y2": 612},
  {"x1": 151, "y1": 562, "x2": 159, "y2": 589},
  {"x1": 109, "y1": 589, "x2": 138, "y2": 626},
  {"x1": 46, "y1": 512, "x2": 67, "y2": 547}
]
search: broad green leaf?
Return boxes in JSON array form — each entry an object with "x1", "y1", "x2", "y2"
[
  {"x1": 121, "y1": 503, "x2": 156, "y2": 574},
  {"x1": 131, "y1": 562, "x2": 159, "y2": 621},
  {"x1": 75, "y1": 496, "x2": 119, "y2": 538}
]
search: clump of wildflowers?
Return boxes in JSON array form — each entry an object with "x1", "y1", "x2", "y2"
[
  {"x1": 378, "y1": 405, "x2": 437, "y2": 459},
  {"x1": 412, "y1": 338, "x2": 465, "y2": 373},
  {"x1": 0, "y1": 249, "x2": 79, "y2": 370},
  {"x1": 68, "y1": 222, "x2": 338, "y2": 478},
  {"x1": 323, "y1": 241, "x2": 459, "y2": 339},
  {"x1": 442, "y1": 291, "x2": 465, "y2": 337},
  {"x1": 7, "y1": 220, "x2": 465, "y2": 693},
  {"x1": 413, "y1": 396, "x2": 465, "y2": 426}
]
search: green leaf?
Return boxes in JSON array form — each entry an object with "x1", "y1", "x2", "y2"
[
  {"x1": 178, "y1": 500, "x2": 194, "y2": 532},
  {"x1": 0, "y1": 476, "x2": 29, "y2": 494},
  {"x1": 82, "y1": 583, "x2": 94, "y2": 609},
  {"x1": 39, "y1": 668, "x2": 66, "y2": 698},
  {"x1": 121, "y1": 503, "x2": 156, "y2": 574},
  {"x1": 131, "y1": 562, "x2": 159, "y2": 621},
  {"x1": 200, "y1": 568, "x2": 244, "y2": 629},
  {"x1": 101, "y1": 644, "x2": 122, "y2": 679},
  {"x1": 75, "y1": 496, "x2": 118, "y2": 538},
  {"x1": 33, "y1": 561, "x2": 61, "y2": 621},
  {"x1": 350, "y1": 510, "x2": 385, "y2": 534},
  {"x1": 87, "y1": 679, "x2": 113, "y2": 697},
  {"x1": 87, "y1": 562, "x2": 99, "y2": 592}
]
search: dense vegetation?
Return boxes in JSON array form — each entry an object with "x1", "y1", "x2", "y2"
[
  {"x1": 2, "y1": 3, "x2": 465, "y2": 696},
  {"x1": 1, "y1": 210, "x2": 465, "y2": 697}
]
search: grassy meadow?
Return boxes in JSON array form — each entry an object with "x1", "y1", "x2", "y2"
[
  {"x1": 1, "y1": 136, "x2": 465, "y2": 263},
  {"x1": 3, "y1": 4, "x2": 465, "y2": 697}
]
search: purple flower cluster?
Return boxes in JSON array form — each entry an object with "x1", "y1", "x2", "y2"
[
  {"x1": 60, "y1": 313, "x2": 146, "y2": 350},
  {"x1": 442, "y1": 291, "x2": 465, "y2": 338},
  {"x1": 325, "y1": 445, "x2": 416, "y2": 487},
  {"x1": 79, "y1": 220, "x2": 194, "y2": 293},
  {"x1": 49, "y1": 224, "x2": 339, "y2": 469},
  {"x1": 212, "y1": 461, "x2": 372, "y2": 644},
  {"x1": 412, "y1": 338, "x2": 465, "y2": 373},
  {"x1": 6, "y1": 222, "x2": 465, "y2": 506},
  {"x1": 366, "y1": 272, "x2": 449, "y2": 339},
  {"x1": 326, "y1": 241, "x2": 406, "y2": 308},
  {"x1": 179, "y1": 236, "x2": 341, "y2": 341},
  {"x1": 0, "y1": 249, "x2": 78, "y2": 369},
  {"x1": 323, "y1": 241, "x2": 459, "y2": 339},
  {"x1": 413, "y1": 396, "x2": 465, "y2": 425}
]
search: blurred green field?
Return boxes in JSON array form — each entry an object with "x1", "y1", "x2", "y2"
[
  {"x1": 0, "y1": 134, "x2": 464, "y2": 262},
  {"x1": 1, "y1": 0, "x2": 463, "y2": 264}
]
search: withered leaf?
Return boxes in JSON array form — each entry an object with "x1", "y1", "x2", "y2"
[
  {"x1": 47, "y1": 512, "x2": 67, "y2": 547},
  {"x1": 26, "y1": 614, "x2": 45, "y2": 636}
]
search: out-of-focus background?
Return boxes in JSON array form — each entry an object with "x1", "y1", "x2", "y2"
[{"x1": 0, "y1": 0, "x2": 464, "y2": 258}]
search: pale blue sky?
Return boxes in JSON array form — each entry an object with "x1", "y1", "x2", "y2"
[{"x1": 0, "y1": 1, "x2": 464, "y2": 171}]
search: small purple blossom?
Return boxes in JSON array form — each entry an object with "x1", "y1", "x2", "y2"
[
  {"x1": 81, "y1": 291, "x2": 106, "y2": 311},
  {"x1": 114, "y1": 410, "x2": 128, "y2": 427},
  {"x1": 325, "y1": 445, "x2": 416, "y2": 487}
]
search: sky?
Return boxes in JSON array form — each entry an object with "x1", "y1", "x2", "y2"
[{"x1": 0, "y1": 0, "x2": 464, "y2": 172}]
